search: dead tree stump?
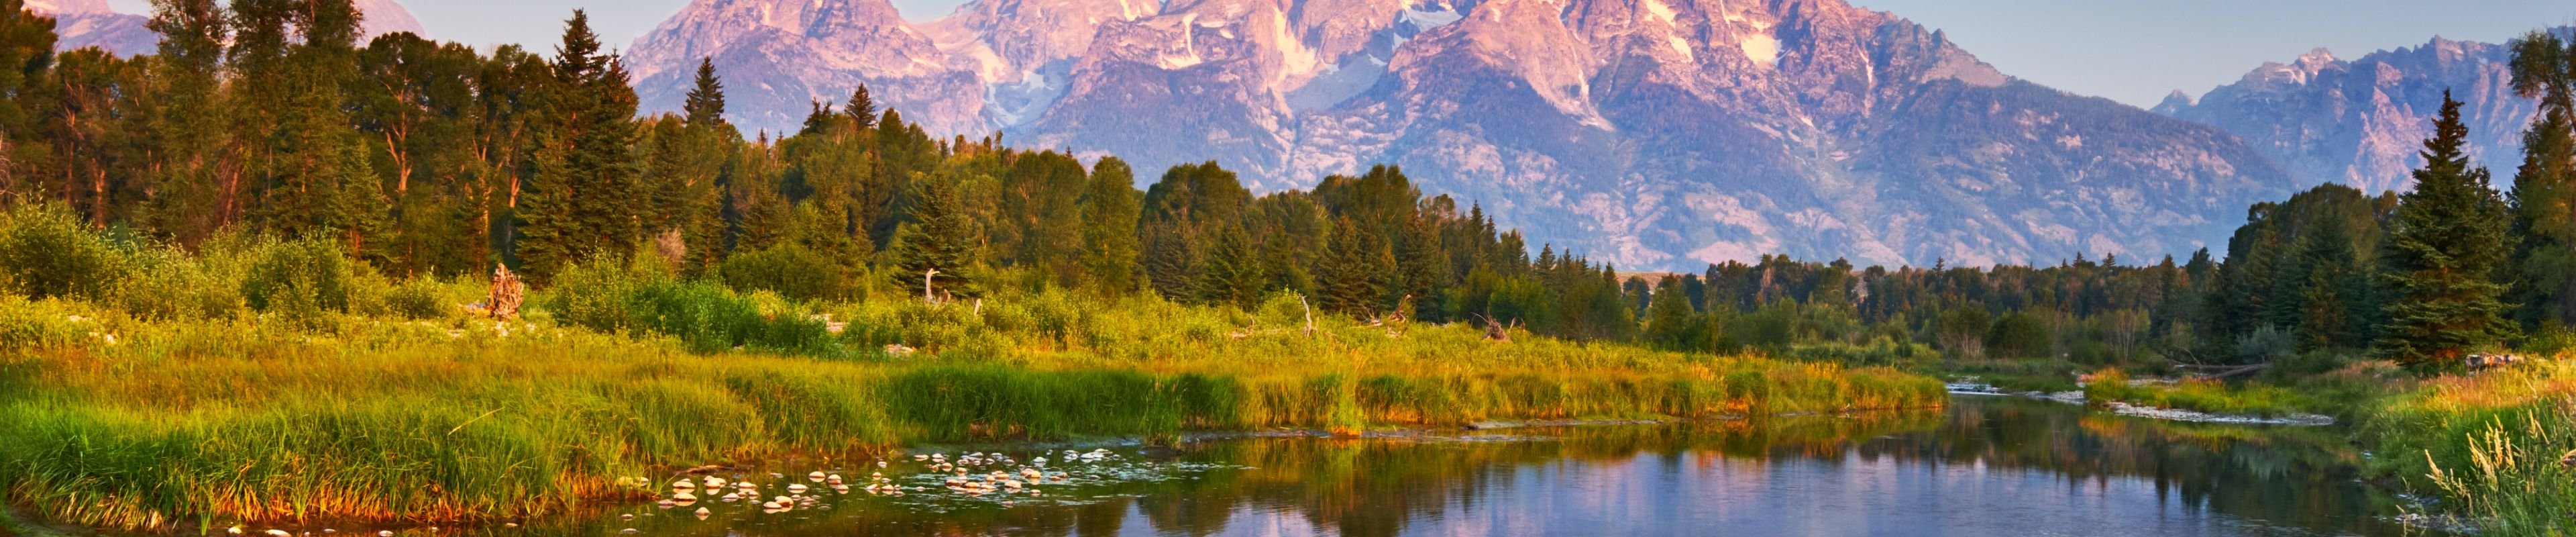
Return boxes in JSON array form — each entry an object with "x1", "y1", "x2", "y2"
[{"x1": 486, "y1": 264, "x2": 525, "y2": 320}]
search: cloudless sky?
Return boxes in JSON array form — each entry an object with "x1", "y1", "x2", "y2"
[{"x1": 103, "y1": 0, "x2": 2576, "y2": 107}]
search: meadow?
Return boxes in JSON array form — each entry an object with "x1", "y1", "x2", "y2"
[{"x1": 0, "y1": 211, "x2": 1945, "y2": 531}]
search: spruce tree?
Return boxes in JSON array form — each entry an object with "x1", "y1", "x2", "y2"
[
  {"x1": 1195, "y1": 224, "x2": 1258, "y2": 307},
  {"x1": 1318, "y1": 217, "x2": 1393, "y2": 315},
  {"x1": 682, "y1": 56, "x2": 726, "y2": 127},
  {"x1": 847, "y1": 84, "x2": 877, "y2": 130},
  {"x1": 2379, "y1": 92, "x2": 2518, "y2": 371},
  {"x1": 1644, "y1": 275, "x2": 1700, "y2": 350},
  {"x1": 891, "y1": 174, "x2": 975, "y2": 299},
  {"x1": 516, "y1": 9, "x2": 644, "y2": 279},
  {"x1": 1076, "y1": 158, "x2": 1141, "y2": 295},
  {"x1": 2292, "y1": 223, "x2": 2357, "y2": 352}
]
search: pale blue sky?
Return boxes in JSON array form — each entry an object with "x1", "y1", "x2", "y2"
[{"x1": 103, "y1": 0, "x2": 2576, "y2": 107}]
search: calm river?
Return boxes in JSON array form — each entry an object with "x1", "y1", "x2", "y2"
[{"x1": 471, "y1": 396, "x2": 2425, "y2": 536}]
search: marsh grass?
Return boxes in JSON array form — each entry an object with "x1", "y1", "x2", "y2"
[
  {"x1": 2082, "y1": 369, "x2": 2316, "y2": 417},
  {"x1": 0, "y1": 209, "x2": 1946, "y2": 532},
  {"x1": 0, "y1": 290, "x2": 1944, "y2": 531},
  {"x1": 2370, "y1": 359, "x2": 2576, "y2": 536}
]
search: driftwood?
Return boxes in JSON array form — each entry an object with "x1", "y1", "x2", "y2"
[
  {"x1": 1474, "y1": 313, "x2": 1513, "y2": 342},
  {"x1": 485, "y1": 264, "x2": 525, "y2": 320}
]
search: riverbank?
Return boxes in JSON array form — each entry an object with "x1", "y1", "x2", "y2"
[{"x1": 0, "y1": 291, "x2": 1946, "y2": 532}]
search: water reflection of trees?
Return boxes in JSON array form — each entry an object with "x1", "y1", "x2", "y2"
[{"x1": 529, "y1": 398, "x2": 2409, "y2": 537}]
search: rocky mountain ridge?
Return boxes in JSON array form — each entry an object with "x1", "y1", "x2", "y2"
[
  {"x1": 630, "y1": 0, "x2": 2302, "y2": 269},
  {"x1": 2155, "y1": 32, "x2": 2561, "y2": 194}
]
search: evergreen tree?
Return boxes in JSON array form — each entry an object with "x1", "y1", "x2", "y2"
[
  {"x1": 682, "y1": 57, "x2": 726, "y2": 127},
  {"x1": 2379, "y1": 92, "x2": 2519, "y2": 371},
  {"x1": 1643, "y1": 275, "x2": 1701, "y2": 350},
  {"x1": 1195, "y1": 224, "x2": 1259, "y2": 307},
  {"x1": 846, "y1": 85, "x2": 876, "y2": 130},
  {"x1": 1075, "y1": 158, "x2": 1142, "y2": 295},
  {"x1": 2292, "y1": 222, "x2": 2358, "y2": 352},
  {"x1": 891, "y1": 173, "x2": 975, "y2": 299},
  {"x1": 1318, "y1": 217, "x2": 1393, "y2": 315},
  {"x1": 516, "y1": 9, "x2": 644, "y2": 280}
]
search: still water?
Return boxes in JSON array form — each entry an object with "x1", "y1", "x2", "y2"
[{"x1": 502, "y1": 397, "x2": 2424, "y2": 536}]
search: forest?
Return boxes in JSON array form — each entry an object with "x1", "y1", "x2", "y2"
[{"x1": 0, "y1": 0, "x2": 2569, "y2": 534}]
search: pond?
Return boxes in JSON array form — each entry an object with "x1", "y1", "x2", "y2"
[{"x1": 433, "y1": 396, "x2": 2428, "y2": 536}]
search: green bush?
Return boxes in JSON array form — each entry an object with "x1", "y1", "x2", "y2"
[
  {"x1": 114, "y1": 246, "x2": 242, "y2": 321},
  {"x1": 720, "y1": 244, "x2": 841, "y2": 301},
  {"x1": 0, "y1": 205, "x2": 127, "y2": 301},
  {"x1": 1985, "y1": 312, "x2": 2052, "y2": 359},
  {"x1": 542, "y1": 260, "x2": 667, "y2": 332},
  {"x1": 241, "y1": 238, "x2": 355, "y2": 326}
]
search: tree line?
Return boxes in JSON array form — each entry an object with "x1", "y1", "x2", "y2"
[{"x1": 0, "y1": 1, "x2": 2569, "y2": 371}]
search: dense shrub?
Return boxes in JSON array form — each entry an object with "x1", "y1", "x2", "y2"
[
  {"x1": 241, "y1": 238, "x2": 355, "y2": 324},
  {"x1": 1985, "y1": 312, "x2": 2053, "y2": 359},
  {"x1": 114, "y1": 246, "x2": 243, "y2": 320},
  {"x1": 720, "y1": 244, "x2": 841, "y2": 301},
  {"x1": 546, "y1": 260, "x2": 840, "y2": 355},
  {"x1": 0, "y1": 205, "x2": 127, "y2": 301}
]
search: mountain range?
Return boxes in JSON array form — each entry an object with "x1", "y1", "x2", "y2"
[
  {"x1": 25, "y1": 0, "x2": 2555, "y2": 271},
  {"x1": 628, "y1": 0, "x2": 2340, "y2": 269},
  {"x1": 2155, "y1": 33, "x2": 2556, "y2": 195}
]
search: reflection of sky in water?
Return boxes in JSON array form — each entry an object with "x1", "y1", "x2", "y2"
[{"x1": 1146, "y1": 448, "x2": 2341, "y2": 537}]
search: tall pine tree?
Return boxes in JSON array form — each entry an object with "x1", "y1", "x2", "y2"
[
  {"x1": 682, "y1": 56, "x2": 726, "y2": 128},
  {"x1": 2379, "y1": 92, "x2": 2518, "y2": 371},
  {"x1": 516, "y1": 9, "x2": 643, "y2": 280}
]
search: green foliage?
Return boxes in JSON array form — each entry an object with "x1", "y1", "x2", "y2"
[
  {"x1": 2508, "y1": 29, "x2": 2576, "y2": 330},
  {"x1": 0, "y1": 205, "x2": 127, "y2": 301},
  {"x1": 241, "y1": 238, "x2": 356, "y2": 325},
  {"x1": 720, "y1": 244, "x2": 842, "y2": 301},
  {"x1": 890, "y1": 174, "x2": 977, "y2": 298},
  {"x1": 1985, "y1": 311, "x2": 2053, "y2": 359}
]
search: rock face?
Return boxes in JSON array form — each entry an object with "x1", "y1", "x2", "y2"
[
  {"x1": 630, "y1": 0, "x2": 2298, "y2": 268},
  {"x1": 31, "y1": 0, "x2": 428, "y2": 56},
  {"x1": 2156, "y1": 34, "x2": 2550, "y2": 195},
  {"x1": 626, "y1": 0, "x2": 991, "y2": 136}
]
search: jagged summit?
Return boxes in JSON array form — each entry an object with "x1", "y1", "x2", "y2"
[
  {"x1": 626, "y1": 0, "x2": 2296, "y2": 268},
  {"x1": 2159, "y1": 32, "x2": 2552, "y2": 193}
]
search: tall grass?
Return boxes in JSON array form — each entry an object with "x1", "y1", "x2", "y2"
[
  {"x1": 2082, "y1": 369, "x2": 2317, "y2": 417},
  {"x1": 2369, "y1": 359, "x2": 2576, "y2": 536}
]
